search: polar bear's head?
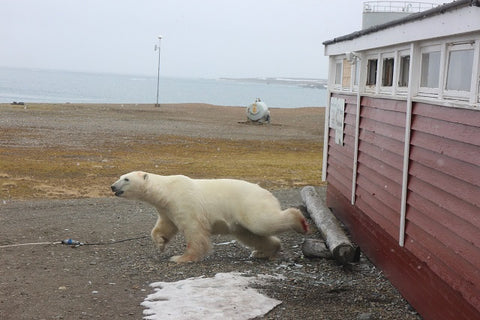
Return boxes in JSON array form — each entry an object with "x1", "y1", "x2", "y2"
[{"x1": 111, "y1": 171, "x2": 149, "y2": 199}]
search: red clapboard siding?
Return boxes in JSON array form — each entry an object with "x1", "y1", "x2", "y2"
[
  {"x1": 328, "y1": 174, "x2": 351, "y2": 202},
  {"x1": 362, "y1": 96, "x2": 406, "y2": 112},
  {"x1": 355, "y1": 97, "x2": 405, "y2": 240},
  {"x1": 356, "y1": 173, "x2": 402, "y2": 214},
  {"x1": 357, "y1": 152, "x2": 403, "y2": 185},
  {"x1": 404, "y1": 223, "x2": 480, "y2": 311},
  {"x1": 409, "y1": 141, "x2": 480, "y2": 186},
  {"x1": 327, "y1": 184, "x2": 480, "y2": 320},
  {"x1": 408, "y1": 176, "x2": 480, "y2": 229},
  {"x1": 406, "y1": 205, "x2": 480, "y2": 276},
  {"x1": 407, "y1": 192, "x2": 480, "y2": 248},
  {"x1": 356, "y1": 174, "x2": 401, "y2": 220},
  {"x1": 327, "y1": 160, "x2": 352, "y2": 192},
  {"x1": 329, "y1": 130, "x2": 355, "y2": 154},
  {"x1": 355, "y1": 191, "x2": 399, "y2": 239},
  {"x1": 325, "y1": 94, "x2": 480, "y2": 319},
  {"x1": 409, "y1": 161, "x2": 479, "y2": 207},
  {"x1": 343, "y1": 123, "x2": 356, "y2": 139},
  {"x1": 358, "y1": 140, "x2": 404, "y2": 170},
  {"x1": 360, "y1": 117, "x2": 406, "y2": 142},
  {"x1": 357, "y1": 163, "x2": 402, "y2": 198},
  {"x1": 328, "y1": 148, "x2": 353, "y2": 174},
  {"x1": 359, "y1": 129, "x2": 404, "y2": 156},
  {"x1": 405, "y1": 102, "x2": 480, "y2": 316},
  {"x1": 410, "y1": 130, "x2": 479, "y2": 167},
  {"x1": 411, "y1": 115, "x2": 479, "y2": 146},
  {"x1": 345, "y1": 104, "x2": 357, "y2": 121},
  {"x1": 355, "y1": 182, "x2": 400, "y2": 239},
  {"x1": 361, "y1": 105, "x2": 406, "y2": 127},
  {"x1": 414, "y1": 102, "x2": 479, "y2": 127},
  {"x1": 334, "y1": 93, "x2": 358, "y2": 105}
]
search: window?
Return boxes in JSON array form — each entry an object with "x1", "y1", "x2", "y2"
[
  {"x1": 420, "y1": 51, "x2": 440, "y2": 88},
  {"x1": 382, "y1": 58, "x2": 394, "y2": 86},
  {"x1": 353, "y1": 60, "x2": 360, "y2": 86},
  {"x1": 398, "y1": 55, "x2": 410, "y2": 87},
  {"x1": 366, "y1": 59, "x2": 378, "y2": 86},
  {"x1": 445, "y1": 46, "x2": 474, "y2": 91},
  {"x1": 334, "y1": 62, "x2": 342, "y2": 85},
  {"x1": 342, "y1": 59, "x2": 352, "y2": 87}
]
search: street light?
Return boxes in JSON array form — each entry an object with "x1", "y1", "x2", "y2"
[{"x1": 155, "y1": 35, "x2": 163, "y2": 107}]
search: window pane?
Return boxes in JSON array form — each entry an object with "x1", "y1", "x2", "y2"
[
  {"x1": 342, "y1": 59, "x2": 352, "y2": 87},
  {"x1": 399, "y1": 56, "x2": 410, "y2": 87},
  {"x1": 335, "y1": 62, "x2": 342, "y2": 85},
  {"x1": 367, "y1": 59, "x2": 377, "y2": 85},
  {"x1": 382, "y1": 58, "x2": 394, "y2": 86},
  {"x1": 420, "y1": 51, "x2": 440, "y2": 88},
  {"x1": 446, "y1": 49, "x2": 474, "y2": 91},
  {"x1": 354, "y1": 61, "x2": 360, "y2": 86}
]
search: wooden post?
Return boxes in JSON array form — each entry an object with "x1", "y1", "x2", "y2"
[
  {"x1": 301, "y1": 239, "x2": 332, "y2": 259},
  {"x1": 301, "y1": 186, "x2": 356, "y2": 264}
]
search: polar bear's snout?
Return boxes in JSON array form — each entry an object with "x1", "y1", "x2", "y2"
[
  {"x1": 111, "y1": 178, "x2": 127, "y2": 197},
  {"x1": 111, "y1": 184, "x2": 124, "y2": 196}
]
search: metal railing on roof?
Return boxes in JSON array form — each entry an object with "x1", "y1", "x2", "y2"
[{"x1": 363, "y1": 1, "x2": 437, "y2": 13}]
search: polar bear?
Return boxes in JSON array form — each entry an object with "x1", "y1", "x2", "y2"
[{"x1": 111, "y1": 171, "x2": 309, "y2": 263}]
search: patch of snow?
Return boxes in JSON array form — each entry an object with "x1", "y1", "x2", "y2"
[
  {"x1": 142, "y1": 272, "x2": 283, "y2": 320},
  {"x1": 214, "y1": 240, "x2": 237, "y2": 246}
]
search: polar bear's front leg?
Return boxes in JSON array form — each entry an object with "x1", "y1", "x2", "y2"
[
  {"x1": 170, "y1": 225, "x2": 212, "y2": 263},
  {"x1": 151, "y1": 216, "x2": 178, "y2": 251}
]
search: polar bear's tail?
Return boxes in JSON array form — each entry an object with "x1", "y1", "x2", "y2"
[{"x1": 282, "y1": 208, "x2": 309, "y2": 234}]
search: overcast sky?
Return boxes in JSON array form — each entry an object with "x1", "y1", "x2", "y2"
[{"x1": 1, "y1": 0, "x2": 448, "y2": 79}]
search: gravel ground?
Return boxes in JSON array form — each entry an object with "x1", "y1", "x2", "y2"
[
  {"x1": 0, "y1": 103, "x2": 421, "y2": 319},
  {"x1": 0, "y1": 190, "x2": 420, "y2": 320}
]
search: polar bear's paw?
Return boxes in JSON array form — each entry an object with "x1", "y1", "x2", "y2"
[
  {"x1": 170, "y1": 254, "x2": 197, "y2": 263},
  {"x1": 151, "y1": 234, "x2": 169, "y2": 251},
  {"x1": 250, "y1": 250, "x2": 272, "y2": 259},
  {"x1": 249, "y1": 243, "x2": 281, "y2": 259}
]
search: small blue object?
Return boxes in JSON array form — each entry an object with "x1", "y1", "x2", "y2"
[{"x1": 62, "y1": 239, "x2": 83, "y2": 246}]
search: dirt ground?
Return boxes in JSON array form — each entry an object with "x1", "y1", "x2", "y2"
[{"x1": 0, "y1": 103, "x2": 421, "y2": 319}]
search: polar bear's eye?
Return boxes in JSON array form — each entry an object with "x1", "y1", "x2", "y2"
[{"x1": 124, "y1": 178, "x2": 129, "y2": 182}]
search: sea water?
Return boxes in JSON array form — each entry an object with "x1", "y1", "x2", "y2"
[{"x1": 0, "y1": 67, "x2": 326, "y2": 108}]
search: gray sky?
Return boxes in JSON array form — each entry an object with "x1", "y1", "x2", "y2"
[{"x1": 1, "y1": 0, "x2": 448, "y2": 79}]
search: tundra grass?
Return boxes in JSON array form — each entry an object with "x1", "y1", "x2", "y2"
[{"x1": 0, "y1": 135, "x2": 323, "y2": 199}]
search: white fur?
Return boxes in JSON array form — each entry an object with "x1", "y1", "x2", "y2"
[{"x1": 111, "y1": 171, "x2": 308, "y2": 263}]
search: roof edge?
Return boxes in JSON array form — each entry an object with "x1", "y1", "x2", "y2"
[{"x1": 323, "y1": 0, "x2": 480, "y2": 46}]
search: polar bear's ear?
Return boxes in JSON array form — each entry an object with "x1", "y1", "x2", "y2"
[{"x1": 143, "y1": 173, "x2": 149, "y2": 180}]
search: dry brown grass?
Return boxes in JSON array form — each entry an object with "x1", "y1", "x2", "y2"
[{"x1": 0, "y1": 136, "x2": 323, "y2": 200}]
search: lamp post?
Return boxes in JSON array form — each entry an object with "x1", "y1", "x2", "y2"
[{"x1": 155, "y1": 35, "x2": 163, "y2": 107}]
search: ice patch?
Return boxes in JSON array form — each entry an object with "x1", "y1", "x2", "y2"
[{"x1": 142, "y1": 272, "x2": 283, "y2": 320}]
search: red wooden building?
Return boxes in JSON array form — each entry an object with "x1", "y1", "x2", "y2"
[{"x1": 322, "y1": 1, "x2": 479, "y2": 319}]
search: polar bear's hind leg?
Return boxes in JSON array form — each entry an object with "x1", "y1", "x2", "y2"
[
  {"x1": 241, "y1": 207, "x2": 309, "y2": 236},
  {"x1": 234, "y1": 230, "x2": 281, "y2": 258}
]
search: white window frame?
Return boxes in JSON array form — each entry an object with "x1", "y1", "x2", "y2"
[
  {"x1": 443, "y1": 42, "x2": 476, "y2": 101},
  {"x1": 329, "y1": 35, "x2": 480, "y2": 108},
  {"x1": 341, "y1": 58, "x2": 353, "y2": 91},
  {"x1": 352, "y1": 57, "x2": 361, "y2": 92},
  {"x1": 418, "y1": 44, "x2": 443, "y2": 97},
  {"x1": 379, "y1": 51, "x2": 396, "y2": 94},
  {"x1": 365, "y1": 53, "x2": 380, "y2": 94},
  {"x1": 475, "y1": 40, "x2": 480, "y2": 104},
  {"x1": 333, "y1": 58, "x2": 343, "y2": 90},
  {"x1": 396, "y1": 49, "x2": 411, "y2": 96}
]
